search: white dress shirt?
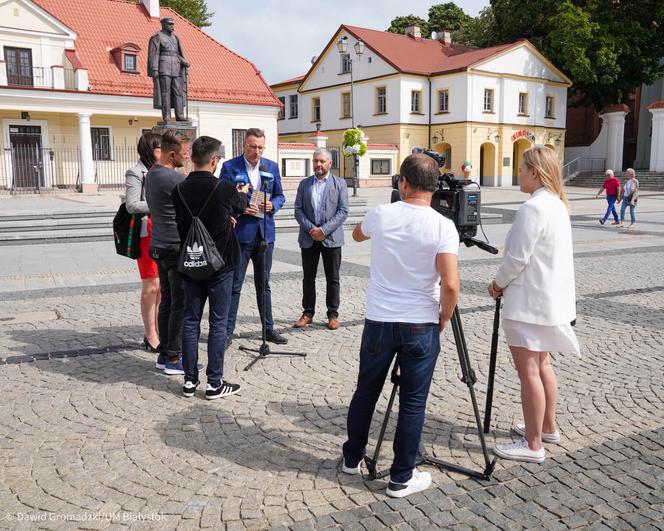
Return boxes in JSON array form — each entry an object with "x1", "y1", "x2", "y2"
[
  {"x1": 495, "y1": 187, "x2": 576, "y2": 326},
  {"x1": 244, "y1": 157, "x2": 260, "y2": 191},
  {"x1": 311, "y1": 172, "x2": 329, "y2": 226}
]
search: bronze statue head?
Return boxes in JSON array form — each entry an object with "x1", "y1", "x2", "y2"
[{"x1": 160, "y1": 17, "x2": 175, "y2": 34}]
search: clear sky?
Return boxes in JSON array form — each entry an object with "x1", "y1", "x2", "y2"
[{"x1": 206, "y1": 1, "x2": 491, "y2": 84}]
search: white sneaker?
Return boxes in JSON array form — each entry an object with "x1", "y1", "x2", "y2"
[
  {"x1": 512, "y1": 424, "x2": 561, "y2": 444},
  {"x1": 386, "y1": 468, "x2": 432, "y2": 498},
  {"x1": 341, "y1": 456, "x2": 360, "y2": 475},
  {"x1": 494, "y1": 438, "x2": 545, "y2": 463}
]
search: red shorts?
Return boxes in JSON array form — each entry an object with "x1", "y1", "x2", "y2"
[{"x1": 137, "y1": 217, "x2": 159, "y2": 280}]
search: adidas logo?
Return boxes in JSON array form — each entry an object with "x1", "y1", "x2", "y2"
[{"x1": 187, "y1": 242, "x2": 204, "y2": 260}]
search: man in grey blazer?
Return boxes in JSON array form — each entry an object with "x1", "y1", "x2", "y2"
[{"x1": 293, "y1": 148, "x2": 349, "y2": 330}]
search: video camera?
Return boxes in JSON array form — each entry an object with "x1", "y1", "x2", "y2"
[{"x1": 391, "y1": 147, "x2": 481, "y2": 242}]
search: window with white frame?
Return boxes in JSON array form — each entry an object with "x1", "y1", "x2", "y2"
[
  {"x1": 341, "y1": 53, "x2": 351, "y2": 73},
  {"x1": 289, "y1": 94, "x2": 298, "y2": 118},
  {"x1": 371, "y1": 159, "x2": 391, "y2": 175},
  {"x1": 411, "y1": 90, "x2": 422, "y2": 113},
  {"x1": 483, "y1": 89, "x2": 494, "y2": 112},
  {"x1": 341, "y1": 92, "x2": 351, "y2": 118},
  {"x1": 545, "y1": 96, "x2": 555, "y2": 118},
  {"x1": 329, "y1": 147, "x2": 340, "y2": 169},
  {"x1": 312, "y1": 97, "x2": 321, "y2": 122},
  {"x1": 518, "y1": 92, "x2": 528, "y2": 115},
  {"x1": 376, "y1": 86, "x2": 387, "y2": 114},
  {"x1": 91, "y1": 127, "x2": 111, "y2": 161},
  {"x1": 232, "y1": 129, "x2": 247, "y2": 158},
  {"x1": 278, "y1": 97, "x2": 285, "y2": 120},
  {"x1": 438, "y1": 89, "x2": 449, "y2": 113}
]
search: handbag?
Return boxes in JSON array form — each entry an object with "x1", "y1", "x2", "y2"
[{"x1": 113, "y1": 171, "x2": 144, "y2": 259}]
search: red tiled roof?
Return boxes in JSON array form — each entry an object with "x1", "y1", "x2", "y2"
[
  {"x1": 602, "y1": 103, "x2": 630, "y2": 113},
  {"x1": 271, "y1": 75, "x2": 305, "y2": 89},
  {"x1": 32, "y1": 0, "x2": 279, "y2": 107},
  {"x1": 278, "y1": 143, "x2": 317, "y2": 150},
  {"x1": 647, "y1": 100, "x2": 664, "y2": 110},
  {"x1": 341, "y1": 25, "x2": 517, "y2": 76}
]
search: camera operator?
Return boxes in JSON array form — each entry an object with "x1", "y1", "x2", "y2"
[{"x1": 341, "y1": 153, "x2": 460, "y2": 498}]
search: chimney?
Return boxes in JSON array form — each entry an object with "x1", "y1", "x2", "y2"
[
  {"x1": 141, "y1": 0, "x2": 160, "y2": 18},
  {"x1": 434, "y1": 29, "x2": 453, "y2": 46},
  {"x1": 404, "y1": 25, "x2": 421, "y2": 39}
]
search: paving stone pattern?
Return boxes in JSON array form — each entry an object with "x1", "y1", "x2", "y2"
[{"x1": 0, "y1": 245, "x2": 663, "y2": 529}]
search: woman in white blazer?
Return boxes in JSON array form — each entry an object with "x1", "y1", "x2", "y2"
[{"x1": 488, "y1": 146, "x2": 579, "y2": 464}]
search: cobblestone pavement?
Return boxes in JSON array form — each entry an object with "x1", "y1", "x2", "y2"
[{"x1": 0, "y1": 189, "x2": 663, "y2": 530}]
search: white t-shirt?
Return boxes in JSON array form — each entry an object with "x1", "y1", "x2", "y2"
[{"x1": 361, "y1": 201, "x2": 459, "y2": 323}]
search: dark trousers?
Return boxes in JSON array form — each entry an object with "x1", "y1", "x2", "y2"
[
  {"x1": 181, "y1": 268, "x2": 233, "y2": 387},
  {"x1": 343, "y1": 320, "x2": 440, "y2": 483},
  {"x1": 150, "y1": 247, "x2": 184, "y2": 358},
  {"x1": 226, "y1": 232, "x2": 275, "y2": 337},
  {"x1": 159, "y1": 74, "x2": 185, "y2": 121},
  {"x1": 301, "y1": 242, "x2": 341, "y2": 318}
]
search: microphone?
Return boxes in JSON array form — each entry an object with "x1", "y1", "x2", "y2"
[
  {"x1": 233, "y1": 170, "x2": 248, "y2": 185},
  {"x1": 259, "y1": 164, "x2": 274, "y2": 182}
]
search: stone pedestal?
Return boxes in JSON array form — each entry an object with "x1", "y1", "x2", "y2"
[{"x1": 600, "y1": 104, "x2": 629, "y2": 172}]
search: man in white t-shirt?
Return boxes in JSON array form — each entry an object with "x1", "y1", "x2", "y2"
[{"x1": 341, "y1": 153, "x2": 460, "y2": 498}]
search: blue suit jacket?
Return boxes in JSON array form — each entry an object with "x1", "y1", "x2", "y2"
[
  {"x1": 294, "y1": 173, "x2": 349, "y2": 248},
  {"x1": 220, "y1": 156, "x2": 285, "y2": 244}
]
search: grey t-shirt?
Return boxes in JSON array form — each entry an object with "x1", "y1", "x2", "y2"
[{"x1": 144, "y1": 164, "x2": 185, "y2": 249}]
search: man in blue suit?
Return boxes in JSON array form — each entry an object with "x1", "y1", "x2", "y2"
[
  {"x1": 220, "y1": 128, "x2": 288, "y2": 345},
  {"x1": 293, "y1": 148, "x2": 349, "y2": 330}
]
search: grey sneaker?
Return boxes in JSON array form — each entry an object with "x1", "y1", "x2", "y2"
[{"x1": 512, "y1": 424, "x2": 560, "y2": 444}]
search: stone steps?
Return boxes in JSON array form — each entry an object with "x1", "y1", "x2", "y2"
[{"x1": 569, "y1": 171, "x2": 664, "y2": 190}]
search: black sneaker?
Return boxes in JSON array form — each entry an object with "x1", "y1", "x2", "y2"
[
  {"x1": 599, "y1": 219, "x2": 605, "y2": 225},
  {"x1": 182, "y1": 380, "x2": 199, "y2": 398},
  {"x1": 205, "y1": 381, "x2": 241, "y2": 400},
  {"x1": 266, "y1": 330, "x2": 288, "y2": 344}
]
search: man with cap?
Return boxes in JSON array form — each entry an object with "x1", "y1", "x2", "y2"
[{"x1": 148, "y1": 17, "x2": 189, "y2": 122}]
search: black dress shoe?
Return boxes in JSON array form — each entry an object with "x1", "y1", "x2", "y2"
[{"x1": 265, "y1": 330, "x2": 288, "y2": 344}]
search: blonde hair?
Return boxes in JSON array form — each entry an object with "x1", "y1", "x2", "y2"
[{"x1": 522, "y1": 146, "x2": 570, "y2": 211}]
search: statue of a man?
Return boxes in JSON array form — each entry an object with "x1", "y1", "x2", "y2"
[{"x1": 148, "y1": 17, "x2": 189, "y2": 122}]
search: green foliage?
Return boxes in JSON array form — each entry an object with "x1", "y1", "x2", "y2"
[
  {"x1": 386, "y1": 15, "x2": 430, "y2": 37},
  {"x1": 158, "y1": 0, "x2": 214, "y2": 28},
  {"x1": 427, "y1": 3, "x2": 473, "y2": 33},
  {"x1": 342, "y1": 128, "x2": 367, "y2": 157}
]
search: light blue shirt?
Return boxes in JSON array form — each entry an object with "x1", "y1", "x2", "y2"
[{"x1": 311, "y1": 172, "x2": 329, "y2": 226}]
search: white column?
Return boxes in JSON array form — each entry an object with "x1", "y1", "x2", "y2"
[
  {"x1": 308, "y1": 132, "x2": 328, "y2": 149},
  {"x1": 601, "y1": 108, "x2": 628, "y2": 172},
  {"x1": 0, "y1": 60, "x2": 7, "y2": 86},
  {"x1": 78, "y1": 113, "x2": 96, "y2": 194},
  {"x1": 648, "y1": 106, "x2": 664, "y2": 172},
  {"x1": 52, "y1": 66, "x2": 65, "y2": 89},
  {"x1": 75, "y1": 69, "x2": 88, "y2": 91}
]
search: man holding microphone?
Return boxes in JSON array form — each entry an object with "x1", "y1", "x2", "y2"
[{"x1": 341, "y1": 153, "x2": 460, "y2": 498}]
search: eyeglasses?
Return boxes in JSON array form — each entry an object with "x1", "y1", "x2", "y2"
[{"x1": 246, "y1": 144, "x2": 264, "y2": 151}]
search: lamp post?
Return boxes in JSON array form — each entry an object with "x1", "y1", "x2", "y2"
[{"x1": 337, "y1": 36, "x2": 364, "y2": 197}]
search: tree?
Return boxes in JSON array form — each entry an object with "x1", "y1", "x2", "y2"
[
  {"x1": 427, "y1": 2, "x2": 473, "y2": 33},
  {"x1": 155, "y1": 0, "x2": 214, "y2": 28},
  {"x1": 487, "y1": 0, "x2": 664, "y2": 110},
  {"x1": 386, "y1": 15, "x2": 430, "y2": 38}
]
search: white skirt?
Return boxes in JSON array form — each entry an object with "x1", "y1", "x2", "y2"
[{"x1": 502, "y1": 319, "x2": 580, "y2": 355}]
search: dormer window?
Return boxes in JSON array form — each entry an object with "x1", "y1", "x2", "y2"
[
  {"x1": 124, "y1": 53, "x2": 137, "y2": 72},
  {"x1": 111, "y1": 43, "x2": 141, "y2": 74}
]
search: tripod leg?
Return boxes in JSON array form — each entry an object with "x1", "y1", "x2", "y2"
[
  {"x1": 484, "y1": 298, "x2": 501, "y2": 433},
  {"x1": 450, "y1": 307, "x2": 496, "y2": 475},
  {"x1": 364, "y1": 379, "x2": 398, "y2": 479}
]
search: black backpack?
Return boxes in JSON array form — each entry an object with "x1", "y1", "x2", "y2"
[{"x1": 176, "y1": 181, "x2": 225, "y2": 280}]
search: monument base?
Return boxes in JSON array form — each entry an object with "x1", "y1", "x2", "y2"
[{"x1": 152, "y1": 121, "x2": 197, "y2": 142}]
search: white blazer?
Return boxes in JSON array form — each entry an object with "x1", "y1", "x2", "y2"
[{"x1": 495, "y1": 187, "x2": 576, "y2": 326}]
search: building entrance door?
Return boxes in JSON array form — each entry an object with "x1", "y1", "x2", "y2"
[{"x1": 9, "y1": 125, "x2": 44, "y2": 189}]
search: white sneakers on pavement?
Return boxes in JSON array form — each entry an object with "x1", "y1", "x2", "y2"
[
  {"x1": 494, "y1": 439, "x2": 546, "y2": 463},
  {"x1": 512, "y1": 423, "x2": 561, "y2": 444},
  {"x1": 386, "y1": 468, "x2": 432, "y2": 498}
]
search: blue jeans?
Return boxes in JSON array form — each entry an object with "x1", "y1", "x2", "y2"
[
  {"x1": 603, "y1": 195, "x2": 618, "y2": 222},
  {"x1": 226, "y1": 233, "x2": 275, "y2": 337},
  {"x1": 182, "y1": 268, "x2": 233, "y2": 387},
  {"x1": 343, "y1": 319, "x2": 441, "y2": 483},
  {"x1": 620, "y1": 198, "x2": 636, "y2": 224}
]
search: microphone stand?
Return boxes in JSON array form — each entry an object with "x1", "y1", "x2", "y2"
[{"x1": 242, "y1": 173, "x2": 306, "y2": 371}]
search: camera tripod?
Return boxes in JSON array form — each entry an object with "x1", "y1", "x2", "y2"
[{"x1": 364, "y1": 236, "x2": 500, "y2": 481}]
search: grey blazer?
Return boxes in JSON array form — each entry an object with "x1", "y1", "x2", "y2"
[
  {"x1": 294, "y1": 173, "x2": 349, "y2": 248},
  {"x1": 124, "y1": 161, "x2": 149, "y2": 237}
]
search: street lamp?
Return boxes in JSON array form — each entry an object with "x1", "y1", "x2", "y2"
[{"x1": 337, "y1": 36, "x2": 364, "y2": 197}]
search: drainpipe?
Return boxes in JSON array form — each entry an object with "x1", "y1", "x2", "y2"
[{"x1": 427, "y1": 76, "x2": 432, "y2": 150}]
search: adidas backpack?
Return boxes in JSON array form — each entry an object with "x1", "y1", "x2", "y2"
[{"x1": 176, "y1": 181, "x2": 225, "y2": 280}]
